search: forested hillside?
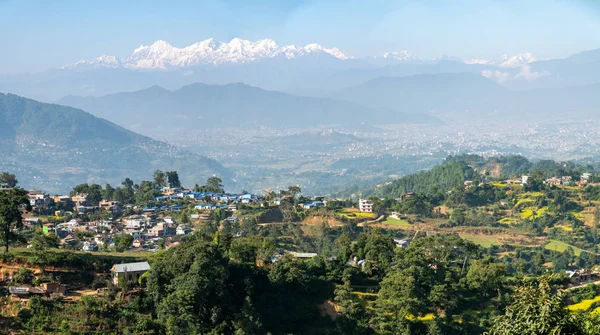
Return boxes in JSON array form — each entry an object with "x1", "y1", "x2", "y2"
[
  {"x1": 0, "y1": 93, "x2": 231, "y2": 192},
  {"x1": 376, "y1": 160, "x2": 478, "y2": 197}
]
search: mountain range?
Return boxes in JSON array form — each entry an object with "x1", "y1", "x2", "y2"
[
  {"x1": 0, "y1": 93, "x2": 230, "y2": 193},
  {"x1": 55, "y1": 71, "x2": 600, "y2": 138},
  {"x1": 62, "y1": 38, "x2": 536, "y2": 71},
  {"x1": 57, "y1": 82, "x2": 438, "y2": 136},
  {"x1": 63, "y1": 38, "x2": 350, "y2": 70},
  {"x1": 330, "y1": 72, "x2": 600, "y2": 121},
  {"x1": 2, "y1": 37, "x2": 598, "y2": 101},
  {"x1": 465, "y1": 53, "x2": 537, "y2": 68}
]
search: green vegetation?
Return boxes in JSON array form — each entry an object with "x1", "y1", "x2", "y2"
[
  {"x1": 5, "y1": 154, "x2": 600, "y2": 334},
  {"x1": 381, "y1": 217, "x2": 411, "y2": 226},
  {"x1": 545, "y1": 240, "x2": 585, "y2": 256},
  {"x1": 377, "y1": 160, "x2": 478, "y2": 197},
  {"x1": 459, "y1": 234, "x2": 500, "y2": 247}
]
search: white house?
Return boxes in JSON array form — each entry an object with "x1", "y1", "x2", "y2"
[{"x1": 358, "y1": 199, "x2": 373, "y2": 213}]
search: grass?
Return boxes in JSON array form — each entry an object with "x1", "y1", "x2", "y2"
[
  {"x1": 382, "y1": 217, "x2": 411, "y2": 226},
  {"x1": 407, "y1": 313, "x2": 435, "y2": 321},
  {"x1": 515, "y1": 198, "x2": 535, "y2": 208},
  {"x1": 498, "y1": 217, "x2": 518, "y2": 225},
  {"x1": 337, "y1": 211, "x2": 376, "y2": 219},
  {"x1": 11, "y1": 247, "x2": 153, "y2": 261},
  {"x1": 459, "y1": 234, "x2": 500, "y2": 248},
  {"x1": 571, "y1": 211, "x2": 585, "y2": 221},
  {"x1": 520, "y1": 208, "x2": 534, "y2": 219},
  {"x1": 523, "y1": 192, "x2": 545, "y2": 198},
  {"x1": 544, "y1": 240, "x2": 585, "y2": 256},
  {"x1": 568, "y1": 295, "x2": 600, "y2": 311},
  {"x1": 352, "y1": 291, "x2": 378, "y2": 299},
  {"x1": 536, "y1": 206, "x2": 548, "y2": 217},
  {"x1": 555, "y1": 224, "x2": 574, "y2": 232},
  {"x1": 520, "y1": 206, "x2": 548, "y2": 220}
]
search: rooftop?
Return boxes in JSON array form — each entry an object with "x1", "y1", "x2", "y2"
[{"x1": 112, "y1": 261, "x2": 151, "y2": 273}]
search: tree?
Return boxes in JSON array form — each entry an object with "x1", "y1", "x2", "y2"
[
  {"x1": 147, "y1": 238, "x2": 235, "y2": 334},
  {"x1": 335, "y1": 232, "x2": 353, "y2": 263},
  {"x1": 205, "y1": 176, "x2": 224, "y2": 193},
  {"x1": 70, "y1": 183, "x2": 103, "y2": 204},
  {"x1": 114, "y1": 234, "x2": 134, "y2": 252},
  {"x1": 487, "y1": 277, "x2": 587, "y2": 335},
  {"x1": 466, "y1": 259, "x2": 506, "y2": 297},
  {"x1": 153, "y1": 170, "x2": 167, "y2": 187},
  {"x1": 287, "y1": 186, "x2": 302, "y2": 197},
  {"x1": 334, "y1": 269, "x2": 367, "y2": 333},
  {"x1": 103, "y1": 183, "x2": 115, "y2": 201},
  {"x1": 363, "y1": 229, "x2": 395, "y2": 277},
  {"x1": 374, "y1": 235, "x2": 480, "y2": 333},
  {"x1": 30, "y1": 230, "x2": 60, "y2": 251},
  {"x1": 30, "y1": 231, "x2": 60, "y2": 270},
  {"x1": 13, "y1": 266, "x2": 33, "y2": 284},
  {"x1": 166, "y1": 171, "x2": 181, "y2": 188},
  {"x1": 0, "y1": 187, "x2": 31, "y2": 253},
  {"x1": 0, "y1": 172, "x2": 17, "y2": 187},
  {"x1": 122, "y1": 178, "x2": 134, "y2": 189}
]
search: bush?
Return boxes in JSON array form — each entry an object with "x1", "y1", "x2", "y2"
[{"x1": 13, "y1": 266, "x2": 34, "y2": 284}]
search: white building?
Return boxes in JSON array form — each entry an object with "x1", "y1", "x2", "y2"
[{"x1": 358, "y1": 199, "x2": 373, "y2": 213}]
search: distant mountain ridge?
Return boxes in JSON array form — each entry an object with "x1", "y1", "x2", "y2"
[
  {"x1": 0, "y1": 93, "x2": 231, "y2": 193},
  {"x1": 63, "y1": 38, "x2": 351, "y2": 70},
  {"x1": 57, "y1": 82, "x2": 439, "y2": 136},
  {"x1": 331, "y1": 72, "x2": 600, "y2": 121},
  {"x1": 465, "y1": 53, "x2": 537, "y2": 68},
  {"x1": 63, "y1": 37, "x2": 544, "y2": 71}
]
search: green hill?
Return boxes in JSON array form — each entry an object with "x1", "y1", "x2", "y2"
[{"x1": 0, "y1": 93, "x2": 230, "y2": 192}]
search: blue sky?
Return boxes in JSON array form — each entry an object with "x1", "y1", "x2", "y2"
[{"x1": 1, "y1": 0, "x2": 600, "y2": 73}]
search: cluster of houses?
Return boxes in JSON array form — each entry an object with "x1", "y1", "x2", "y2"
[
  {"x1": 466, "y1": 173, "x2": 595, "y2": 188},
  {"x1": 34, "y1": 212, "x2": 194, "y2": 252},
  {"x1": 154, "y1": 188, "x2": 259, "y2": 205},
  {"x1": 547, "y1": 173, "x2": 594, "y2": 187},
  {"x1": 8, "y1": 282, "x2": 68, "y2": 299},
  {"x1": 24, "y1": 190, "x2": 124, "y2": 215}
]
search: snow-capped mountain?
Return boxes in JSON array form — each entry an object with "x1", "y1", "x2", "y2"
[
  {"x1": 465, "y1": 53, "x2": 536, "y2": 68},
  {"x1": 64, "y1": 38, "x2": 351, "y2": 70},
  {"x1": 381, "y1": 50, "x2": 423, "y2": 62},
  {"x1": 63, "y1": 55, "x2": 121, "y2": 69}
]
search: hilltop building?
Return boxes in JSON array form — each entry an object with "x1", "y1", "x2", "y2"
[{"x1": 358, "y1": 199, "x2": 373, "y2": 213}]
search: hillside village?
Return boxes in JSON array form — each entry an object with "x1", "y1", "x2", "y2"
[
  {"x1": 3, "y1": 163, "x2": 599, "y2": 256},
  {"x1": 6, "y1": 157, "x2": 600, "y2": 333}
]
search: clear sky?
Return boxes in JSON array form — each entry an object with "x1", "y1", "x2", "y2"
[{"x1": 1, "y1": 0, "x2": 600, "y2": 74}]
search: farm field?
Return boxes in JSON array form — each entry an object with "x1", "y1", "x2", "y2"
[
  {"x1": 568, "y1": 294, "x2": 600, "y2": 312},
  {"x1": 545, "y1": 240, "x2": 586, "y2": 256},
  {"x1": 459, "y1": 234, "x2": 501, "y2": 248},
  {"x1": 381, "y1": 217, "x2": 411, "y2": 227}
]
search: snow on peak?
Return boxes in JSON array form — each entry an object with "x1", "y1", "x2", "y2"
[
  {"x1": 465, "y1": 53, "x2": 536, "y2": 68},
  {"x1": 382, "y1": 50, "x2": 422, "y2": 62},
  {"x1": 498, "y1": 53, "x2": 536, "y2": 68},
  {"x1": 66, "y1": 38, "x2": 351, "y2": 70},
  {"x1": 61, "y1": 55, "x2": 121, "y2": 70}
]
